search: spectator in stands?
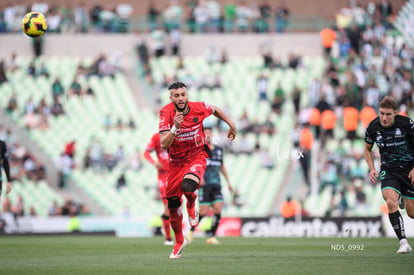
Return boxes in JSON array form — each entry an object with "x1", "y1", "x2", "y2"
[
  {"x1": 299, "y1": 123, "x2": 313, "y2": 186},
  {"x1": 258, "y1": 145, "x2": 274, "y2": 169},
  {"x1": 6, "y1": 52, "x2": 21, "y2": 73},
  {"x1": 50, "y1": 97, "x2": 65, "y2": 116},
  {"x1": 115, "y1": 173, "x2": 127, "y2": 191},
  {"x1": 343, "y1": 104, "x2": 359, "y2": 140},
  {"x1": 262, "y1": 114, "x2": 275, "y2": 136},
  {"x1": 12, "y1": 195, "x2": 25, "y2": 217},
  {"x1": 354, "y1": 180, "x2": 368, "y2": 207},
  {"x1": 56, "y1": 152, "x2": 73, "y2": 188},
  {"x1": 37, "y1": 62, "x2": 50, "y2": 78},
  {"x1": 169, "y1": 27, "x2": 182, "y2": 56},
  {"x1": 308, "y1": 107, "x2": 321, "y2": 139},
  {"x1": 74, "y1": 2, "x2": 90, "y2": 33},
  {"x1": 287, "y1": 52, "x2": 301, "y2": 69},
  {"x1": 257, "y1": 73, "x2": 269, "y2": 101},
  {"x1": 51, "y1": 77, "x2": 65, "y2": 99},
  {"x1": 275, "y1": 1, "x2": 289, "y2": 32},
  {"x1": 127, "y1": 116, "x2": 137, "y2": 129},
  {"x1": 237, "y1": 110, "x2": 253, "y2": 134},
  {"x1": 234, "y1": 133, "x2": 253, "y2": 155},
  {"x1": 193, "y1": 0, "x2": 210, "y2": 33},
  {"x1": 0, "y1": 60, "x2": 7, "y2": 84},
  {"x1": 6, "y1": 92, "x2": 18, "y2": 114},
  {"x1": 151, "y1": 26, "x2": 167, "y2": 58},
  {"x1": 320, "y1": 27, "x2": 337, "y2": 58},
  {"x1": 147, "y1": 2, "x2": 160, "y2": 31},
  {"x1": 64, "y1": 140, "x2": 76, "y2": 159},
  {"x1": 32, "y1": 36, "x2": 44, "y2": 58},
  {"x1": 29, "y1": 206, "x2": 37, "y2": 216},
  {"x1": 220, "y1": 48, "x2": 229, "y2": 65},
  {"x1": 260, "y1": 49, "x2": 274, "y2": 69},
  {"x1": 69, "y1": 76, "x2": 82, "y2": 96},
  {"x1": 280, "y1": 195, "x2": 300, "y2": 218},
  {"x1": 257, "y1": 0, "x2": 271, "y2": 32},
  {"x1": 320, "y1": 109, "x2": 336, "y2": 147},
  {"x1": 23, "y1": 110, "x2": 42, "y2": 130},
  {"x1": 37, "y1": 97, "x2": 50, "y2": 116},
  {"x1": 292, "y1": 86, "x2": 301, "y2": 115},
  {"x1": 89, "y1": 3, "x2": 103, "y2": 32},
  {"x1": 360, "y1": 104, "x2": 377, "y2": 128},
  {"x1": 365, "y1": 78, "x2": 380, "y2": 110},
  {"x1": 115, "y1": 118, "x2": 124, "y2": 130},
  {"x1": 336, "y1": 190, "x2": 349, "y2": 216},
  {"x1": 103, "y1": 114, "x2": 113, "y2": 130},
  {"x1": 23, "y1": 96, "x2": 37, "y2": 115},
  {"x1": 320, "y1": 157, "x2": 340, "y2": 194},
  {"x1": 88, "y1": 138, "x2": 104, "y2": 172}
]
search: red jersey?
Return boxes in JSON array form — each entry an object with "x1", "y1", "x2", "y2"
[
  {"x1": 145, "y1": 133, "x2": 170, "y2": 173},
  {"x1": 159, "y1": 101, "x2": 213, "y2": 163}
]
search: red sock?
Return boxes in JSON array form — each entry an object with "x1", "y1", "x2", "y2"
[
  {"x1": 162, "y1": 216, "x2": 171, "y2": 240},
  {"x1": 184, "y1": 192, "x2": 197, "y2": 208},
  {"x1": 168, "y1": 207, "x2": 184, "y2": 244}
]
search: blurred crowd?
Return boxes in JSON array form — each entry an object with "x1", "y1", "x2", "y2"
[
  {"x1": 0, "y1": 126, "x2": 46, "y2": 183},
  {"x1": 0, "y1": 1, "x2": 291, "y2": 34},
  {"x1": 299, "y1": 0, "x2": 414, "y2": 216}
]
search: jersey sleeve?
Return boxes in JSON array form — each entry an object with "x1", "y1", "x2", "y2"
[
  {"x1": 159, "y1": 107, "x2": 172, "y2": 133},
  {"x1": 364, "y1": 124, "x2": 374, "y2": 144},
  {"x1": 201, "y1": 102, "x2": 213, "y2": 118}
]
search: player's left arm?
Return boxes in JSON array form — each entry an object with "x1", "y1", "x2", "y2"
[
  {"x1": 220, "y1": 164, "x2": 233, "y2": 194},
  {"x1": 211, "y1": 106, "x2": 237, "y2": 140}
]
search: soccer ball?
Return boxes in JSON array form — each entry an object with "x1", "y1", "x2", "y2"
[{"x1": 21, "y1": 12, "x2": 48, "y2": 37}]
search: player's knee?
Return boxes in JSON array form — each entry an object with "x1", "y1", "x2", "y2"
[
  {"x1": 167, "y1": 197, "x2": 181, "y2": 208},
  {"x1": 182, "y1": 178, "x2": 198, "y2": 192}
]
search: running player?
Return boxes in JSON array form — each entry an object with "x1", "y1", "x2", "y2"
[
  {"x1": 0, "y1": 140, "x2": 12, "y2": 199},
  {"x1": 159, "y1": 82, "x2": 237, "y2": 259},
  {"x1": 144, "y1": 133, "x2": 172, "y2": 245},
  {"x1": 364, "y1": 96, "x2": 414, "y2": 254},
  {"x1": 187, "y1": 126, "x2": 233, "y2": 244}
]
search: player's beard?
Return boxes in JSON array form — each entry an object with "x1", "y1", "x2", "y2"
[{"x1": 174, "y1": 101, "x2": 188, "y2": 112}]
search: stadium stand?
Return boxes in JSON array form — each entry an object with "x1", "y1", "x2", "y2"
[{"x1": 0, "y1": 0, "x2": 412, "y2": 221}]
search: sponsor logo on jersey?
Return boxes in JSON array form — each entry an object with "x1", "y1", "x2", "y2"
[{"x1": 395, "y1": 128, "x2": 401, "y2": 137}]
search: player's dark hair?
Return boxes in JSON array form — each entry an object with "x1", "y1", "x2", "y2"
[
  {"x1": 379, "y1": 96, "x2": 398, "y2": 110},
  {"x1": 168, "y1": 82, "x2": 187, "y2": 90}
]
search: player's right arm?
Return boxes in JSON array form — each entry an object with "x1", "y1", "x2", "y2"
[
  {"x1": 159, "y1": 110, "x2": 184, "y2": 150},
  {"x1": 364, "y1": 142, "x2": 378, "y2": 183}
]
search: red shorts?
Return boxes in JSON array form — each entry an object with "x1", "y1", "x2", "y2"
[
  {"x1": 158, "y1": 172, "x2": 168, "y2": 205},
  {"x1": 166, "y1": 157, "x2": 207, "y2": 199}
]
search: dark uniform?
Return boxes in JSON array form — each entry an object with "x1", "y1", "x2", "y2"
[
  {"x1": 199, "y1": 146, "x2": 224, "y2": 205},
  {"x1": 0, "y1": 140, "x2": 11, "y2": 196},
  {"x1": 365, "y1": 115, "x2": 414, "y2": 199}
]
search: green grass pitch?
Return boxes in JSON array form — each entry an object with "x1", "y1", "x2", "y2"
[{"x1": 0, "y1": 236, "x2": 412, "y2": 274}]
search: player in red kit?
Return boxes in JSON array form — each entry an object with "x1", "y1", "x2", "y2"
[
  {"x1": 159, "y1": 82, "x2": 237, "y2": 259},
  {"x1": 144, "y1": 133, "x2": 172, "y2": 245}
]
